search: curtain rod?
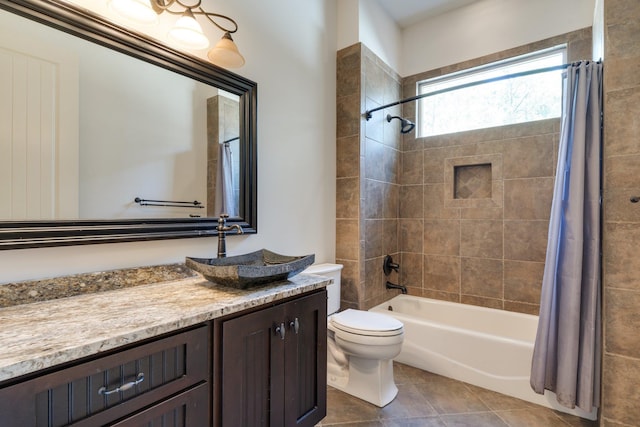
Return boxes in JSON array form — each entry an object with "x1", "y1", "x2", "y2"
[{"x1": 364, "y1": 61, "x2": 596, "y2": 120}]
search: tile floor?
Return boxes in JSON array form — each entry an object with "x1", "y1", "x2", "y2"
[{"x1": 318, "y1": 363, "x2": 598, "y2": 427}]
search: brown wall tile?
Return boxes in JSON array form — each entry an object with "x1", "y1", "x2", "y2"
[
  {"x1": 400, "y1": 185, "x2": 424, "y2": 219},
  {"x1": 502, "y1": 133, "x2": 557, "y2": 179},
  {"x1": 336, "y1": 46, "x2": 360, "y2": 98},
  {"x1": 504, "y1": 220, "x2": 549, "y2": 262},
  {"x1": 424, "y1": 220, "x2": 460, "y2": 256},
  {"x1": 460, "y1": 220, "x2": 503, "y2": 259},
  {"x1": 336, "y1": 219, "x2": 359, "y2": 260},
  {"x1": 336, "y1": 177, "x2": 360, "y2": 219},
  {"x1": 401, "y1": 150, "x2": 423, "y2": 185},
  {"x1": 364, "y1": 219, "x2": 383, "y2": 259},
  {"x1": 606, "y1": 20, "x2": 640, "y2": 59},
  {"x1": 424, "y1": 184, "x2": 461, "y2": 219},
  {"x1": 337, "y1": 135, "x2": 360, "y2": 178},
  {"x1": 604, "y1": 88, "x2": 640, "y2": 156},
  {"x1": 504, "y1": 260, "x2": 544, "y2": 305},
  {"x1": 602, "y1": 353, "x2": 640, "y2": 424},
  {"x1": 605, "y1": 288, "x2": 640, "y2": 358},
  {"x1": 336, "y1": 259, "x2": 360, "y2": 307},
  {"x1": 604, "y1": 222, "x2": 640, "y2": 290},
  {"x1": 605, "y1": 153, "x2": 640, "y2": 189},
  {"x1": 504, "y1": 178, "x2": 554, "y2": 220},
  {"x1": 383, "y1": 183, "x2": 399, "y2": 219},
  {"x1": 400, "y1": 252, "x2": 423, "y2": 288},
  {"x1": 365, "y1": 138, "x2": 386, "y2": 181},
  {"x1": 461, "y1": 257, "x2": 504, "y2": 299},
  {"x1": 364, "y1": 179, "x2": 384, "y2": 219},
  {"x1": 605, "y1": 56, "x2": 640, "y2": 92},
  {"x1": 423, "y1": 255, "x2": 460, "y2": 293},
  {"x1": 604, "y1": 189, "x2": 640, "y2": 223},
  {"x1": 382, "y1": 219, "x2": 399, "y2": 255},
  {"x1": 364, "y1": 55, "x2": 385, "y2": 105},
  {"x1": 336, "y1": 93, "x2": 361, "y2": 138},
  {"x1": 400, "y1": 219, "x2": 424, "y2": 253}
]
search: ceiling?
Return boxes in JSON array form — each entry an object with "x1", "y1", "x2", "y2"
[{"x1": 375, "y1": 0, "x2": 481, "y2": 28}]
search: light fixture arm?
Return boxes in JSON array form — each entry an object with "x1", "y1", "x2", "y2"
[{"x1": 149, "y1": 0, "x2": 238, "y2": 33}]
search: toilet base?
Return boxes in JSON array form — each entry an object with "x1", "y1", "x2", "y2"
[{"x1": 327, "y1": 356, "x2": 398, "y2": 407}]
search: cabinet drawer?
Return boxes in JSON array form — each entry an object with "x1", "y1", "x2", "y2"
[
  {"x1": 111, "y1": 382, "x2": 209, "y2": 427},
  {"x1": 0, "y1": 325, "x2": 209, "y2": 427}
]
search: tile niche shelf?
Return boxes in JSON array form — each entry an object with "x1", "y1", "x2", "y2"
[{"x1": 444, "y1": 154, "x2": 503, "y2": 209}]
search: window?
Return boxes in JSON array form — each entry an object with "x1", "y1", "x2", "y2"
[{"x1": 417, "y1": 46, "x2": 566, "y2": 138}]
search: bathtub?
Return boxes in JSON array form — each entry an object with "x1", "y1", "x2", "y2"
[{"x1": 370, "y1": 295, "x2": 597, "y2": 420}]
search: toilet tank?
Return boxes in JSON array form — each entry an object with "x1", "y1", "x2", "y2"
[{"x1": 303, "y1": 263, "x2": 343, "y2": 315}]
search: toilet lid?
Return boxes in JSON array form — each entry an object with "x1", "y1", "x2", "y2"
[{"x1": 331, "y1": 309, "x2": 403, "y2": 337}]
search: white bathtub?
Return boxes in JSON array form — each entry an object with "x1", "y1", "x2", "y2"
[{"x1": 370, "y1": 295, "x2": 597, "y2": 420}]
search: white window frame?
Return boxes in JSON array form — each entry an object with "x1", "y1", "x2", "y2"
[{"x1": 416, "y1": 45, "x2": 567, "y2": 138}]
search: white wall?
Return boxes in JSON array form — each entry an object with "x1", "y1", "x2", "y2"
[
  {"x1": 402, "y1": 0, "x2": 596, "y2": 76},
  {"x1": 336, "y1": 0, "x2": 402, "y2": 74},
  {"x1": 358, "y1": 0, "x2": 402, "y2": 74},
  {"x1": 337, "y1": 0, "x2": 359, "y2": 52},
  {"x1": 0, "y1": 0, "x2": 337, "y2": 283}
]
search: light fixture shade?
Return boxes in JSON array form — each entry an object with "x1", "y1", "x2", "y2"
[
  {"x1": 108, "y1": 0, "x2": 158, "y2": 24},
  {"x1": 207, "y1": 32, "x2": 245, "y2": 68},
  {"x1": 168, "y1": 9, "x2": 210, "y2": 50}
]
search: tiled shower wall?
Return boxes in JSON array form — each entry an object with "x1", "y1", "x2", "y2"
[
  {"x1": 397, "y1": 28, "x2": 592, "y2": 316},
  {"x1": 397, "y1": 119, "x2": 559, "y2": 315},
  {"x1": 336, "y1": 43, "x2": 403, "y2": 310},
  {"x1": 336, "y1": 29, "x2": 591, "y2": 314},
  {"x1": 601, "y1": 0, "x2": 640, "y2": 424}
]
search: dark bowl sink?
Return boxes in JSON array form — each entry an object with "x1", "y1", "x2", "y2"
[{"x1": 185, "y1": 249, "x2": 315, "y2": 289}]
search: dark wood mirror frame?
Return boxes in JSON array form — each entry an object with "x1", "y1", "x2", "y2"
[{"x1": 0, "y1": 0, "x2": 257, "y2": 250}]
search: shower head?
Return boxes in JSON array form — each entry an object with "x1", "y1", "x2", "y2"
[{"x1": 386, "y1": 114, "x2": 415, "y2": 134}]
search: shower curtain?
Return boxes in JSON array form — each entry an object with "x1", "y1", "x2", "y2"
[{"x1": 530, "y1": 61, "x2": 603, "y2": 411}]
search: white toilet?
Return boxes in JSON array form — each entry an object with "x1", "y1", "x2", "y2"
[{"x1": 303, "y1": 263, "x2": 404, "y2": 407}]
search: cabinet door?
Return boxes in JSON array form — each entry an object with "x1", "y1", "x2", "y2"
[
  {"x1": 220, "y1": 303, "x2": 285, "y2": 427},
  {"x1": 284, "y1": 291, "x2": 327, "y2": 427}
]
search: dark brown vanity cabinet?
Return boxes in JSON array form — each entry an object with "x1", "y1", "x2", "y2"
[
  {"x1": 214, "y1": 289, "x2": 327, "y2": 427},
  {"x1": 0, "y1": 325, "x2": 210, "y2": 427}
]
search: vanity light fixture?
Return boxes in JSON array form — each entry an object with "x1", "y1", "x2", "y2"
[{"x1": 108, "y1": 0, "x2": 245, "y2": 68}]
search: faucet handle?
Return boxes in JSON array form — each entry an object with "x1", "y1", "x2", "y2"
[{"x1": 383, "y1": 255, "x2": 400, "y2": 276}]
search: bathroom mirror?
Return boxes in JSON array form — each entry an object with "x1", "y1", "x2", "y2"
[{"x1": 0, "y1": 0, "x2": 257, "y2": 249}]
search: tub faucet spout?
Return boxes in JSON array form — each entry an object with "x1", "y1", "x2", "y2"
[
  {"x1": 217, "y1": 214, "x2": 244, "y2": 258},
  {"x1": 386, "y1": 281, "x2": 407, "y2": 294}
]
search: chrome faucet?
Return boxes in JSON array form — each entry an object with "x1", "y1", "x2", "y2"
[{"x1": 217, "y1": 214, "x2": 243, "y2": 258}]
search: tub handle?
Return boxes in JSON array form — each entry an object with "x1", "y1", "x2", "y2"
[{"x1": 383, "y1": 255, "x2": 400, "y2": 276}]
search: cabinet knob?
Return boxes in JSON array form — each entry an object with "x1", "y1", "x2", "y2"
[
  {"x1": 289, "y1": 318, "x2": 299, "y2": 334},
  {"x1": 275, "y1": 323, "x2": 286, "y2": 340}
]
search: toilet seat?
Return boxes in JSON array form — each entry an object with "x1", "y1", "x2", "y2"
[{"x1": 330, "y1": 309, "x2": 403, "y2": 337}]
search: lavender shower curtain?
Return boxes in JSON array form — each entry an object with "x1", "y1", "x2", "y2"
[{"x1": 530, "y1": 61, "x2": 603, "y2": 412}]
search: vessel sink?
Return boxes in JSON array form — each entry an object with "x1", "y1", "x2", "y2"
[{"x1": 185, "y1": 249, "x2": 315, "y2": 289}]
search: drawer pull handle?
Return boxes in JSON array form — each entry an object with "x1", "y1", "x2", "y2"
[{"x1": 98, "y1": 372, "x2": 145, "y2": 396}]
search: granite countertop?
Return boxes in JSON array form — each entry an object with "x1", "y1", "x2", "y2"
[{"x1": 0, "y1": 266, "x2": 330, "y2": 383}]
